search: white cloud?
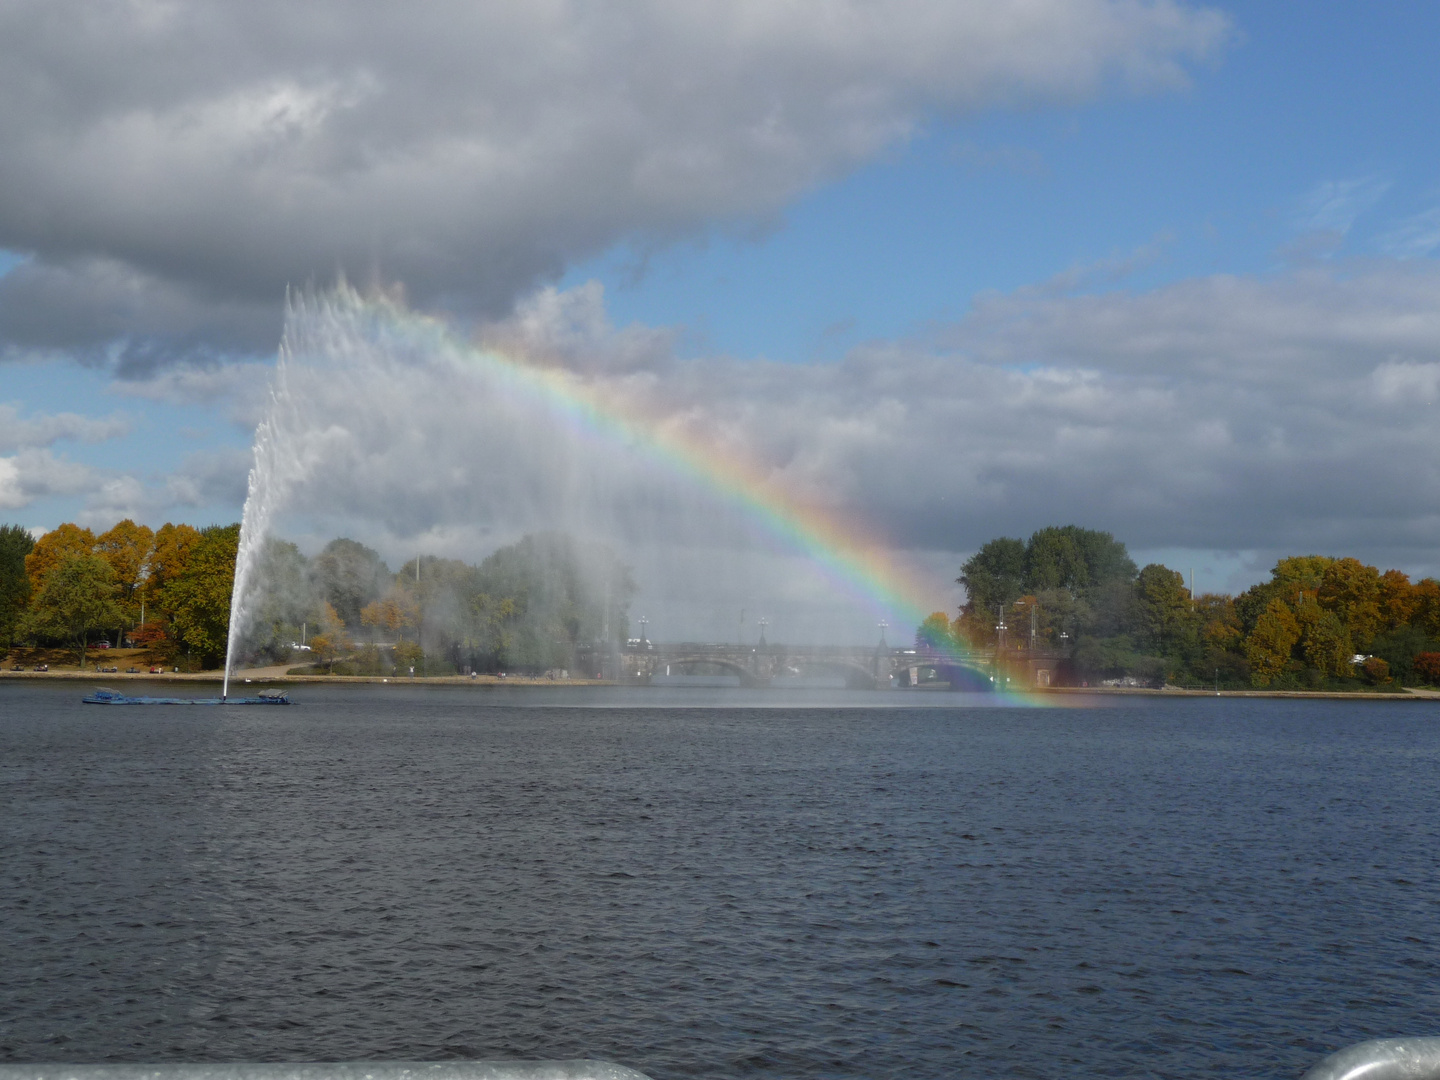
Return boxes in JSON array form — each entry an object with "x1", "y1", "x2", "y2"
[
  {"x1": 1378, "y1": 204, "x2": 1440, "y2": 258},
  {"x1": 0, "y1": 404, "x2": 131, "y2": 453},
  {"x1": 0, "y1": 404, "x2": 248, "y2": 519},
  {"x1": 109, "y1": 358, "x2": 276, "y2": 426},
  {"x1": 0, "y1": 449, "x2": 106, "y2": 511},
  {"x1": 162, "y1": 448, "x2": 252, "y2": 510},
  {"x1": 477, "y1": 263, "x2": 1440, "y2": 573},
  {"x1": 948, "y1": 261, "x2": 1440, "y2": 378},
  {"x1": 0, "y1": 0, "x2": 1230, "y2": 362},
  {"x1": 0, "y1": 457, "x2": 18, "y2": 510},
  {"x1": 1295, "y1": 175, "x2": 1391, "y2": 236},
  {"x1": 1371, "y1": 359, "x2": 1440, "y2": 405}
]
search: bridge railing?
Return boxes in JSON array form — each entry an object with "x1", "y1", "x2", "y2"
[
  {"x1": 0, "y1": 1063, "x2": 654, "y2": 1080},
  {"x1": 1300, "y1": 1036, "x2": 1440, "y2": 1080},
  {"x1": 7, "y1": 1038, "x2": 1429, "y2": 1080}
]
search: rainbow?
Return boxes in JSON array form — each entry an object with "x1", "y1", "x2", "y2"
[
  {"x1": 491, "y1": 363, "x2": 940, "y2": 629},
  {"x1": 328, "y1": 289, "x2": 1013, "y2": 679}
]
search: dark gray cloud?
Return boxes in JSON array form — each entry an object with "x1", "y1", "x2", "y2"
[
  {"x1": 0, "y1": 0, "x2": 1228, "y2": 364},
  {"x1": 0, "y1": 257, "x2": 281, "y2": 373}
]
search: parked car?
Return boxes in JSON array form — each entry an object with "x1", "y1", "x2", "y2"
[{"x1": 95, "y1": 640, "x2": 111, "y2": 649}]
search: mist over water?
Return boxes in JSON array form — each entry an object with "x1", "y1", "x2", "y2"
[{"x1": 225, "y1": 287, "x2": 927, "y2": 683}]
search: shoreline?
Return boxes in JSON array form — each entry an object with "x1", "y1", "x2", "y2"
[
  {"x1": 0, "y1": 668, "x2": 614, "y2": 688},
  {"x1": 1032, "y1": 684, "x2": 1440, "y2": 700},
  {"x1": 2, "y1": 668, "x2": 1437, "y2": 699}
]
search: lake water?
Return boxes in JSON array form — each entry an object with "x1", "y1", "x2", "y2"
[{"x1": 2, "y1": 682, "x2": 1439, "y2": 1079}]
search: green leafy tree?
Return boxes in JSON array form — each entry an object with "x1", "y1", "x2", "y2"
[
  {"x1": 1377, "y1": 569, "x2": 1418, "y2": 631},
  {"x1": 1085, "y1": 579, "x2": 1141, "y2": 638},
  {"x1": 94, "y1": 519, "x2": 154, "y2": 603},
  {"x1": 1414, "y1": 579, "x2": 1440, "y2": 637},
  {"x1": 145, "y1": 523, "x2": 202, "y2": 602},
  {"x1": 393, "y1": 639, "x2": 424, "y2": 674},
  {"x1": 957, "y1": 537, "x2": 1027, "y2": 642},
  {"x1": 308, "y1": 538, "x2": 388, "y2": 630},
  {"x1": 916, "y1": 611, "x2": 958, "y2": 653},
  {"x1": 310, "y1": 538, "x2": 391, "y2": 629},
  {"x1": 305, "y1": 602, "x2": 354, "y2": 673},
  {"x1": 469, "y1": 533, "x2": 634, "y2": 671},
  {"x1": 1369, "y1": 624, "x2": 1440, "y2": 685},
  {"x1": 1245, "y1": 598, "x2": 1301, "y2": 687},
  {"x1": 308, "y1": 633, "x2": 337, "y2": 672},
  {"x1": 1028, "y1": 525, "x2": 1137, "y2": 593},
  {"x1": 361, "y1": 587, "x2": 418, "y2": 643},
  {"x1": 235, "y1": 538, "x2": 315, "y2": 662},
  {"x1": 1024, "y1": 528, "x2": 1090, "y2": 593},
  {"x1": 162, "y1": 523, "x2": 240, "y2": 668},
  {"x1": 470, "y1": 592, "x2": 518, "y2": 657},
  {"x1": 1270, "y1": 555, "x2": 1335, "y2": 597},
  {"x1": 25, "y1": 523, "x2": 96, "y2": 590},
  {"x1": 1297, "y1": 602, "x2": 1352, "y2": 678},
  {"x1": 960, "y1": 526, "x2": 1137, "y2": 646},
  {"x1": 1135, "y1": 564, "x2": 1191, "y2": 651},
  {"x1": 1235, "y1": 555, "x2": 1333, "y2": 636},
  {"x1": 1318, "y1": 557, "x2": 1383, "y2": 649},
  {"x1": 0, "y1": 524, "x2": 35, "y2": 648},
  {"x1": 94, "y1": 518, "x2": 155, "y2": 643},
  {"x1": 21, "y1": 554, "x2": 123, "y2": 667}
]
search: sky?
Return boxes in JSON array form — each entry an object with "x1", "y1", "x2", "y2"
[{"x1": 3, "y1": 1, "x2": 1439, "y2": 642}]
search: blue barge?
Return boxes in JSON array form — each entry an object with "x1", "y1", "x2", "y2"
[{"x1": 83, "y1": 687, "x2": 292, "y2": 705}]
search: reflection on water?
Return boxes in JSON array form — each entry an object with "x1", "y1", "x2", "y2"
[{"x1": 2, "y1": 682, "x2": 1439, "y2": 1079}]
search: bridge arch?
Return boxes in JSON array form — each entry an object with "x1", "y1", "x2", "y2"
[
  {"x1": 772, "y1": 657, "x2": 879, "y2": 690},
  {"x1": 658, "y1": 656, "x2": 763, "y2": 687}
]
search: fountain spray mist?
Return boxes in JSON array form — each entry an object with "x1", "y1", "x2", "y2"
[
  {"x1": 224, "y1": 329, "x2": 304, "y2": 698},
  {"x1": 221, "y1": 284, "x2": 952, "y2": 688}
]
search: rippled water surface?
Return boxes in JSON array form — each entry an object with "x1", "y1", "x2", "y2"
[{"x1": 3, "y1": 683, "x2": 1440, "y2": 1078}]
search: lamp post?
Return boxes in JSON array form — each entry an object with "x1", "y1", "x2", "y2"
[
  {"x1": 994, "y1": 604, "x2": 1008, "y2": 687},
  {"x1": 1011, "y1": 598, "x2": 1038, "y2": 651}
]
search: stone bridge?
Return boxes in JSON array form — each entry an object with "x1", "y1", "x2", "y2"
[{"x1": 619, "y1": 640, "x2": 1006, "y2": 690}]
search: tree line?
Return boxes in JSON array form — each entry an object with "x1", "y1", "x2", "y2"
[
  {"x1": 0, "y1": 520, "x2": 633, "y2": 674},
  {"x1": 919, "y1": 525, "x2": 1440, "y2": 689},
  {"x1": 0, "y1": 520, "x2": 238, "y2": 669}
]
